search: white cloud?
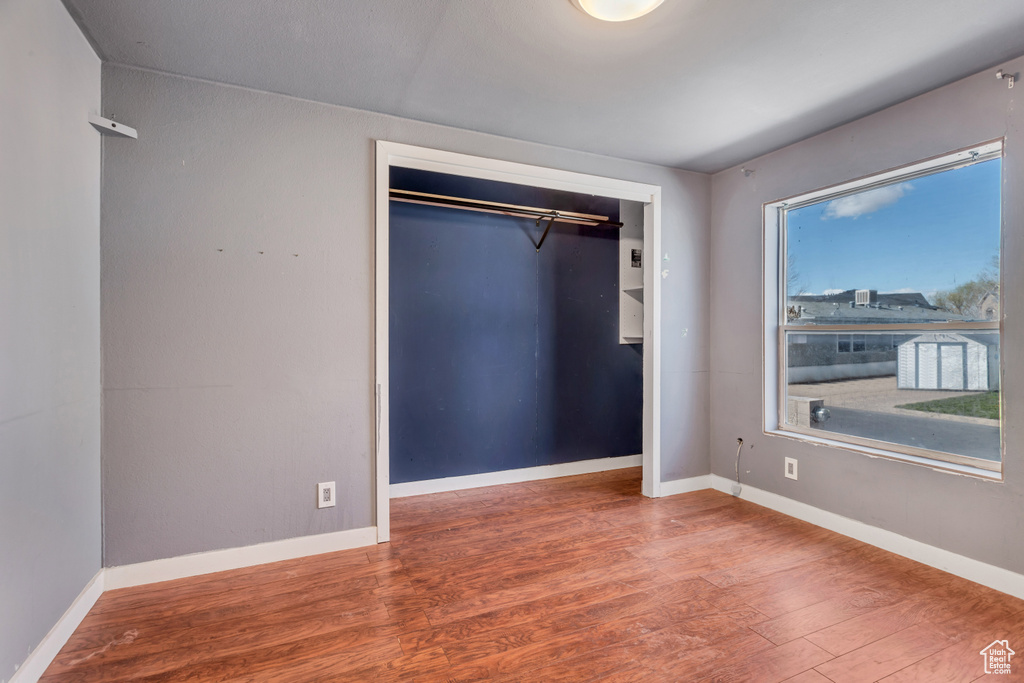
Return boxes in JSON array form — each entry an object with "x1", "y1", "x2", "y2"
[
  {"x1": 822, "y1": 288, "x2": 845, "y2": 295},
  {"x1": 823, "y1": 182, "x2": 912, "y2": 219}
]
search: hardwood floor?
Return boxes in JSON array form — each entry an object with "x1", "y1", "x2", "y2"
[{"x1": 43, "y1": 468, "x2": 1024, "y2": 681}]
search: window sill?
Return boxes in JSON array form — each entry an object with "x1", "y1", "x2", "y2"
[{"x1": 765, "y1": 427, "x2": 1003, "y2": 481}]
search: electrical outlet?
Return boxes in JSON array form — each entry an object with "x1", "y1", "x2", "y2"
[
  {"x1": 317, "y1": 481, "x2": 336, "y2": 509},
  {"x1": 784, "y1": 457, "x2": 798, "y2": 480}
]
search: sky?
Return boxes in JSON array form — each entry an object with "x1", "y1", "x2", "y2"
[{"x1": 786, "y1": 157, "x2": 1001, "y2": 302}]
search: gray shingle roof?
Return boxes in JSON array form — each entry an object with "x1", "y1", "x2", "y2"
[{"x1": 787, "y1": 298, "x2": 967, "y2": 325}]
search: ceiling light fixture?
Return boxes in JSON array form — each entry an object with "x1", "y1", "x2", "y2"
[{"x1": 570, "y1": 0, "x2": 665, "y2": 22}]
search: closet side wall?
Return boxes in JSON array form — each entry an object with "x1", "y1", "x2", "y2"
[{"x1": 537, "y1": 209, "x2": 644, "y2": 467}]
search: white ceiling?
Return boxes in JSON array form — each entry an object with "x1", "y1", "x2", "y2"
[{"x1": 64, "y1": 0, "x2": 1024, "y2": 173}]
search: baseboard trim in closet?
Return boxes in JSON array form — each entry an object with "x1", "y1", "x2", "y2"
[{"x1": 390, "y1": 454, "x2": 642, "y2": 498}]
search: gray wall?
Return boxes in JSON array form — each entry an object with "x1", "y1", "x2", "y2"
[
  {"x1": 710, "y1": 56, "x2": 1024, "y2": 573},
  {"x1": 0, "y1": 0, "x2": 101, "y2": 677},
  {"x1": 100, "y1": 65, "x2": 710, "y2": 566}
]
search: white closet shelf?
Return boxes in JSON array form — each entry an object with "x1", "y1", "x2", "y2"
[{"x1": 623, "y1": 287, "x2": 644, "y2": 302}]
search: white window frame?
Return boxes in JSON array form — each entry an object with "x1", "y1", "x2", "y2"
[{"x1": 762, "y1": 140, "x2": 1004, "y2": 479}]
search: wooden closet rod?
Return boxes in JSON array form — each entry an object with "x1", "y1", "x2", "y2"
[{"x1": 388, "y1": 188, "x2": 624, "y2": 228}]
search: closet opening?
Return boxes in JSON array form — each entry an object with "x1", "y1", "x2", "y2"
[{"x1": 375, "y1": 142, "x2": 662, "y2": 542}]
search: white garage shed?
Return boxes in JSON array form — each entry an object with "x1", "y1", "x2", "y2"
[{"x1": 897, "y1": 332, "x2": 999, "y2": 391}]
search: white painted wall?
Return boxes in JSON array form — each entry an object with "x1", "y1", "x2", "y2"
[
  {"x1": 710, "y1": 54, "x2": 1024, "y2": 573},
  {"x1": 100, "y1": 66, "x2": 710, "y2": 566},
  {"x1": 0, "y1": 0, "x2": 101, "y2": 678}
]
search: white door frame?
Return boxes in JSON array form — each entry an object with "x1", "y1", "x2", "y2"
[{"x1": 374, "y1": 141, "x2": 662, "y2": 542}]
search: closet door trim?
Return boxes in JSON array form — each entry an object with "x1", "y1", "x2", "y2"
[{"x1": 373, "y1": 141, "x2": 663, "y2": 543}]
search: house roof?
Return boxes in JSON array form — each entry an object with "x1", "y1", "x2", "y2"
[
  {"x1": 787, "y1": 289, "x2": 990, "y2": 324},
  {"x1": 61, "y1": 1, "x2": 1024, "y2": 173},
  {"x1": 791, "y1": 290, "x2": 936, "y2": 309},
  {"x1": 788, "y1": 301, "x2": 964, "y2": 325}
]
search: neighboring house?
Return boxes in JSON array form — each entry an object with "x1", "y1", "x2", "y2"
[
  {"x1": 787, "y1": 290, "x2": 962, "y2": 383},
  {"x1": 979, "y1": 288, "x2": 1000, "y2": 321},
  {"x1": 897, "y1": 332, "x2": 999, "y2": 391}
]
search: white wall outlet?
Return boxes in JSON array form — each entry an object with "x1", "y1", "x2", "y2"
[
  {"x1": 317, "y1": 481, "x2": 336, "y2": 509},
  {"x1": 784, "y1": 457, "x2": 798, "y2": 480}
]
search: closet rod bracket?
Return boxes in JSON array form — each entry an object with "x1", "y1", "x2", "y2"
[{"x1": 535, "y1": 214, "x2": 557, "y2": 252}]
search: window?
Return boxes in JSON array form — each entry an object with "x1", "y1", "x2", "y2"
[
  {"x1": 764, "y1": 141, "x2": 1002, "y2": 475},
  {"x1": 837, "y1": 334, "x2": 866, "y2": 353}
]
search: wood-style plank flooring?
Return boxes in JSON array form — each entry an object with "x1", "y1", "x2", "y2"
[{"x1": 43, "y1": 468, "x2": 1024, "y2": 681}]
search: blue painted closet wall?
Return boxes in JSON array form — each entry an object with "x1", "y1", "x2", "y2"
[{"x1": 389, "y1": 168, "x2": 642, "y2": 484}]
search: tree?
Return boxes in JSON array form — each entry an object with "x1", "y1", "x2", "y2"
[
  {"x1": 933, "y1": 256, "x2": 999, "y2": 319},
  {"x1": 786, "y1": 254, "x2": 807, "y2": 297}
]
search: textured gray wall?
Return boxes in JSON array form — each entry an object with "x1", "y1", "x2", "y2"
[
  {"x1": 0, "y1": 0, "x2": 101, "y2": 677},
  {"x1": 710, "y1": 55, "x2": 1024, "y2": 573},
  {"x1": 100, "y1": 65, "x2": 710, "y2": 566}
]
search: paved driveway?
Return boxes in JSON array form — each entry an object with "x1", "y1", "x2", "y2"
[
  {"x1": 788, "y1": 375, "x2": 1000, "y2": 461},
  {"x1": 788, "y1": 375, "x2": 997, "y2": 426},
  {"x1": 821, "y1": 406, "x2": 1000, "y2": 461}
]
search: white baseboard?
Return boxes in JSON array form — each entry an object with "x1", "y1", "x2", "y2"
[
  {"x1": 390, "y1": 454, "x2": 642, "y2": 498},
  {"x1": 11, "y1": 570, "x2": 104, "y2": 683},
  {"x1": 657, "y1": 474, "x2": 712, "y2": 498},
  {"x1": 709, "y1": 474, "x2": 1024, "y2": 601},
  {"x1": 104, "y1": 526, "x2": 377, "y2": 590}
]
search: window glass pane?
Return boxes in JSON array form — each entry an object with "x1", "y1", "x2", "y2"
[
  {"x1": 785, "y1": 330, "x2": 1000, "y2": 463},
  {"x1": 786, "y1": 158, "x2": 1001, "y2": 326}
]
